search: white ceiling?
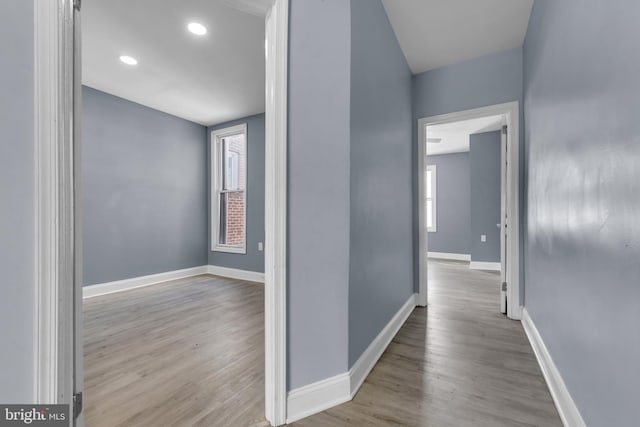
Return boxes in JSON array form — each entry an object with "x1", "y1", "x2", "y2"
[
  {"x1": 426, "y1": 115, "x2": 504, "y2": 156},
  {"x1": 381, "y1": 0, "x2": 534, "y2": 74},
  {"x1": 82, "y1": 0, "x2": 268, "y2": 126}
]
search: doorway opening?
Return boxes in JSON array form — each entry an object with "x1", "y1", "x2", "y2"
[
  {"x1": 78, "y1": 1, "x2": 277, "y2": 425},
  {"x1": 34, "y1": 0, "x2": 288, "y2": 425},
  {"x1": 417, "y1": 102, "x2": 521, "y2": 320}
]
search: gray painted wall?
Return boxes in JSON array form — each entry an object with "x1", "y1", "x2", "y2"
[
  {"x1": 349, "y1": 0, "x2": 414, "y2": 366},
  {"x1": 470, "y1": 131, "x2": 501, "y2": 263},
  {"x1": 524, "y1": 1, "x2": 640, "y2": 425},
  {"x1": 83, "y1": 86, "x2": 208, "y2": 285},
  {"x1": 288, "y1": 0, "x2": 351, "y2": 390},
  {"x1": 413, "y1": 48, "x2": 523, "y2": 119},
  {"x1": 207, "y1": 114, "x2": 265, "y2": 273},
  {"x1": 0, "y1": 0, "x2": 35, "y2": 402},
  {"x1": 412, "y1": 47, "x2": 524, "y2": 303},
  {"x1": 426, "y1": 153, "x2": 471, "y2": 255}
]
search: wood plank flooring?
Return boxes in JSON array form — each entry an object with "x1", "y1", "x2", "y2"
[
  {"x1": 84, "y1": 261, "x2": 561, "y2": 426},
  {"x1": 83, "y1": 274, "x2": 268, "y2": 427},
  {"x1": 293, "y1": 260, "x2": 562, "y2": 427}
]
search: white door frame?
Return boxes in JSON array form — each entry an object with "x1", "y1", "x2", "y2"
[
  {"x1": 499, "y1": 125, "x2": 508, "y2": 314},
  {"x1": 417, "y1": 101, "x2": 522, "y2": 320},
  {"x1": 35, "y1": 0, "x2": 290, "y2": 425},
  {"x1": 264, "y1": 0, "x2": 289, "y2": 425},
  {"x1": 34, "y1": 0, "x2": 76, "y2": 414}
]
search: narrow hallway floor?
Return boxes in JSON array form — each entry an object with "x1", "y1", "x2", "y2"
[{"x1": 293, "y1": 259, "x2": 562, "y2": 426}]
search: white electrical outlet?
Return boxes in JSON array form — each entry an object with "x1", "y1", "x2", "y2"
[
  {"x1": 481, "y1": 235, "x2": 487, "y2": 242},
  {"x1": 258, "y1": 242, "x2": 264, "y2": 251}
]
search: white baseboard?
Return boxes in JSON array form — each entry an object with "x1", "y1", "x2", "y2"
[
  {"x1": 469, "y1": 261, "x2": 501, "y2": 271},
  {"x1": 207, "y1": 265, "x2": 264, "y2": 283},
  {"x1": 522, "y1": 309, "x2": 586, "y2": 427},
  {"x1": 286, "y1": 373, "x2": 350, "y2": 424},
  {"x1": 349, "y1": 293, "x2": 417, "y2": 397},
  {"x1": 83, "y1": 265, "x2": 209, "y2": 298},
  {"x1": 427, "y1": 252, "x2": 470, "y2": 261},
  {"x1": 286, "y1": 293, "x2": 417, "y2": 423}
]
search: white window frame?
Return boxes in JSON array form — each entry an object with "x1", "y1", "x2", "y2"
[
  {"x1": 426, "y1": 164, "x2": 437, "y2": 232},
  {"x1": 211, "y1": 123, "x2": 247, "y2": 254},
  {"x1": 227, "y1": 151, "x2": 240, "y2": 190}
]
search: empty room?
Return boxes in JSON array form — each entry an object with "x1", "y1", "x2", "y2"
[{"x1": 80, "y1": 1, "x2": 268, "y2": 425}]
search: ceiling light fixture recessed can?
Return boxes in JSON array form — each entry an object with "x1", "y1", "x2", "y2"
[
  {"x1": 119, "y1": 55, "x2": 138, "y2": 66},
  {"x1": 188, "y1": 22, "x2": 207, "y2": 36}
]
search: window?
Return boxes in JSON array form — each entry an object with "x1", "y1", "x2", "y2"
[
  {"x1": 426, "y1": 164, "x2": 436, "y2": 232},
  {"x1": 211, "y1": 124, "x2": 247, "y2": 253}
]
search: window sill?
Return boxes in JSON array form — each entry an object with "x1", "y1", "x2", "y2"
[{"x1": 212, "y1": 246, "x2": 247, "y2": 255}]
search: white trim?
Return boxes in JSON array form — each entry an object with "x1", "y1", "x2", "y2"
[
  {"x1": 264, "y1": 0, "x2": 288, "y2": 424},
  {"x1": 417, "y1": 111, "x2": 429, "y2": 307},
  {"x1": 72, "y1": 6, "x2": 84, "y2": 422},
  {"x1": 469, "y1": 261, "x2": 501, "y2": 271},
  {"x1": 349, "y1": 293, "x2": 417, "y2": 397},
  {"x1": 211, "y1": 123, "x2": 248, "y2": 255},
  {"x1": 34, "y1": 0, "x2": 76, "y2": 408},
  {"x1": 214, "y1": 246, "x2": 247, "y2": 254},
  {"x1": 522, "y1": 309, "x2": 587, "y2": 427},
  {"x1": 425, "y1": 164, "x2": 437, "y2": 232},
  {"x1": 286, "y1": 293, "x2": 418, "y2": 423},
  {"x1": 286, "y1": 373, "x2": 350, "y2": 424},
  {"x1": 207, "y1": 265, "x2": 265, "y2": 283},
  {"x1": 511, "y1": 305, "x2": 523, "y2": 320},
  {"x1": 35, "y1": 0, "x2": 58, "y2": 404},
  {"x1": 82, "y1": 266, "x2": 210, "y2": 299},
  {"x1": 418, "y1": 101, "x2": 521, "y2": 319},
  {"x1": 500, "y1": 125, "x2": 508, "y2": 314},
  {"x1": 427, "y1": 252, "x2": 471, "y2": 261}
]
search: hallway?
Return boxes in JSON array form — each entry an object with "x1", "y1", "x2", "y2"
[{"x1": 293, "y1": 260, "x2": 562, "y2": 426}]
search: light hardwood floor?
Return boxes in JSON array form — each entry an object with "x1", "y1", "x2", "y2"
[
  {"x1": 84, "y1": 261, "x2": 561, "y2": 427},
  {"x1": 293, "y1": 260, "x2": 562, "y2": 427},
  {"x1": 83, "y1": 274, "x2": 268, "y2": 427}
]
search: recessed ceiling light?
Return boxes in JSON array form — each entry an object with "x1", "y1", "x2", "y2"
[
  {"x1": 188, "y1": 22, "x2": 207, "y2": 36},
  {"x1": 119, "y1": 55, "x2": 138, "y2": 66}
]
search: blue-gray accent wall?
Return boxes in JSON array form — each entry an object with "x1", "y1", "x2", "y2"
[
  {"x1": 287, "y1": 0, "x2": 351, "y2": 390},
  {"x1": 470, "y1": 131, "x2": 501, "y2": 263},
  {"x1": 207, "y1": 114, "x2": 265, "y2": 273},
  {"x1": 412, "y1": 47, "x2": 524, "y2": 303},
  {"x1": 0, "y1": 0, "x2": 35, "y2": 402},
  {"x1": 426, "y1": 153, "x2": 471, "y2": 255},
  {"x1": 82, "y1": 86, "x2": 208, "y2": 285},
  {"x1": 523, "y1": 1, "x2": 640, "y2": 425},
  {"x1": 348, "y1": 0, "x2": 414, "y2": 366}
]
